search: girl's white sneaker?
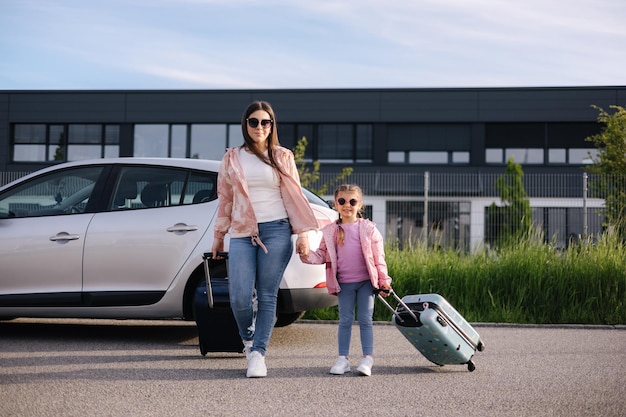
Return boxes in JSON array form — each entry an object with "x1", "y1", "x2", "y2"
[
  {"x1": 356, "y1": 355, "x2": 374, "y2": 376},
  {"x1": 330, "y1": 356, "x2": 350, "y2": 375}
]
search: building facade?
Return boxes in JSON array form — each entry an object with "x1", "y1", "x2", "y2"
[{"x1": 1, "y1": 87, "x2": 625, "y2": 250}]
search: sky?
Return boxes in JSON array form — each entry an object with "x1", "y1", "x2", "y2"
[{"x1": 1, "y1": 0, "x2": 625, "y2": 90}]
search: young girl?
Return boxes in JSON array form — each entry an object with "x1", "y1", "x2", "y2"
[{"x1": 299, "y1": 184, "x2": 391, "y2": 376}]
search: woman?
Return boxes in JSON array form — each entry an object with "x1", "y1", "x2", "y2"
[{"x1": 212, "y1": 101, "x2": 318, "y2": 378}]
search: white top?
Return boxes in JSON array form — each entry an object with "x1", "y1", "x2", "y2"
[{"x1": 239, "y1": 148, "x2": 288, "y2": 223}]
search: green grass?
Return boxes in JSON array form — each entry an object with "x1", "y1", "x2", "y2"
[{"x1": 302, "y1": 231, "x2": 626, "y2": 324}]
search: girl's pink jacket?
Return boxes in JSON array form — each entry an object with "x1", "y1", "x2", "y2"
[
  {"x1": 213, "y1": 146, "x2": 318, "y2": 241},
  {"x1": 301, "y1": 218, "x2": 392, "y2": 295}
]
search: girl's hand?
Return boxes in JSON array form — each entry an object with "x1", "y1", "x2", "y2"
[
  {"x1": 296, "y1": 235, "x2": 310, "y2": 257},
  {"x1": 379, "y1": 284, "x2": 392, "y2": 297}
]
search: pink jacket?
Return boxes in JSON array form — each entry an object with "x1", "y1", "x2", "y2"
[
  {"x1": 301, "y1": 218, "x2": 392, "y2": 295},
  {"x1": 213, "y1": 146, "x2": 318, "y2": 242}
]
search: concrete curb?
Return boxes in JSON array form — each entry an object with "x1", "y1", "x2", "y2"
[{"x1": 298, "y1": 319, "x2": 626, "y2": 330}]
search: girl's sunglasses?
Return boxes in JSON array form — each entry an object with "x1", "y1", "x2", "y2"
[
  {"x1": 337, "y1": 198, "x2": 358, "y2": 206},
  {"x1": 247, "y1": 118, "x2": 273, "y2": 128}
]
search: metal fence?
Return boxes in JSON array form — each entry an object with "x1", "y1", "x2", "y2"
[
  {"x1": 309, "y1": 172, "x2": 625, "y2": 252},
  {"x1": 3, "y1": 170, "x2": 624, "y2": 252},
  {"x1": 1, "y1": 172, "x2": 30, "y2": 187}
]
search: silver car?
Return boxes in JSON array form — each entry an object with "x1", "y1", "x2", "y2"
[{"x1": 0, "y1": 157, "x2": 338, "y2": 326}]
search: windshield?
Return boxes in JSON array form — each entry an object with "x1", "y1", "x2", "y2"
[{"x1": 302, "y1": 188, "x2": 331, "y2": 208}]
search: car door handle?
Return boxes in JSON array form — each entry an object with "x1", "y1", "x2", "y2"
[
  {"x1": 166, "y1": 223, "x2": 199, "y2": 232},
  {"x1": 49, "y1": 232, "x2": 80, "y2": 241}
]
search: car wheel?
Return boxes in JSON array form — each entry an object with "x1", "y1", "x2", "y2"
[{"x1": 274, "y1": 311, "x2": 304, "y2": 327}]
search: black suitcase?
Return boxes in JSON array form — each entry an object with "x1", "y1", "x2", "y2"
[{"x1": 194, "y1": 252, "x2": 243, "y2": 355}]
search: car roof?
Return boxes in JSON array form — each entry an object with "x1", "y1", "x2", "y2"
[
  {"x1": 1, "y1": 158, "x2": 222, "y2": 190},
  {"x1": 57, "y1": 157, "x2": 221, "y2": 171}
]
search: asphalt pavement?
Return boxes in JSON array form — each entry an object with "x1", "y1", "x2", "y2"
[{"x1": 1, "y1": 318, "x2": 625, "y2": 417}]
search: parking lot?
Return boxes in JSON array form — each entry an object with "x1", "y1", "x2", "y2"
[{"x1": 1, "y1": 318, "x2": 625, "y2": 417}]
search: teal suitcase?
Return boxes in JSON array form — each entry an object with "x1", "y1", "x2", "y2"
[{"x1": 377, "y1": 290, "x2": 485, "y2": 372}]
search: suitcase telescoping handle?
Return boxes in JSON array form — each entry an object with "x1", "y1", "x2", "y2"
[
  {"x1": 374, "y1": 288, "x2": 418, "y2": 323},
  {"x1": 202, "y1": 252, "x2": 228, "y2": 309}
]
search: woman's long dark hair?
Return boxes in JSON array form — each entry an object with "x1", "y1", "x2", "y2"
[{"x1": 241, "y1": 101, "x2": 286, "y2": 175}]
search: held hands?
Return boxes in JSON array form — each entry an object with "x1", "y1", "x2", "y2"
[{"x1": 296, "y1": 235, "x2": 310, "y2": 258}]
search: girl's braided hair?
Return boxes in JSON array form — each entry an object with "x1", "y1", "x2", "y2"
[{"x1": 335, "y1": 184, "x2": 363, "y2": 246}]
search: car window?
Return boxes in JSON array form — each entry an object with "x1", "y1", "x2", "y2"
[
  {"x1": 0, "y1": 166, "x2": 104, "y2": 218},
  {"x1": 181, "y1": 172, "x2": 218, "y2": 205},
  {"x1": 110, "y1": 166, "x2": 217, "y2": 211}
]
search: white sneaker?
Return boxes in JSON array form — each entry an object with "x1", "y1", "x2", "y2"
[
  {"x1": 356, "y1": 355, "x2": 374, "y2": 376},
  {"x1": 329, "y1": 356, "x2": 350, "y2": 375},
  {"x1": 246, "y1": 351, "x2": 267, "y2": 378},
  {"x1": 243, "y1": 340, "x2": 253, "y2": 360}
]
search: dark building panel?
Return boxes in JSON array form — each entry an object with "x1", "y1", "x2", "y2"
[
  {"x1": 7, "y1": 92, "x2": 127, "y2": 122},
  {"x1": 470, "y1": 123, "x2": 486, "y2": 165},
  {"x1": 478, "y1": 88, "x2": 619, "y2": 121},
  {"x1": 125, "y1": 91, "x2": 254, "y2": 123},
  {"x1": 485, "y1": 123, "x2": 545, "y2": 147},
  {"x1": 547, "y1": 122, "x2": 600, "y2": 148},
  {"x1": 0, "y1": 94, "x2": 9, "y2": 165},
  {"x1": 260, "y1": 90, "x2": 383, "y2": 122},
  {"x1": 387, "y1": 124, "x2": 472, "y2": 150},
  {"x1": 0, "y1": 93, "x2": 8, "y2": 113},
  {"x1": 124, "y1": 90, "x2": 386, "y2": 123},
  {"x1": 379, "y1": 90, "x2": 480, "y2": 122}
]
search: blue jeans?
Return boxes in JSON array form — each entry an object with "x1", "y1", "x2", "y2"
[
  {"x1": 228, "y1": 218, "x2": 293, "y2": 356},
  {"x1": 336, "y1": 280, "x2": 375, "y2": 357}
]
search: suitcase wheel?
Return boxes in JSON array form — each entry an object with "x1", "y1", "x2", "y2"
[
  {"x1": 467, "y1": 360, "x2": 476, "y2": 372},
  {"x1": 200, "y1": 343, "x2": 208, "y2": 356},
  {"x1": 477, "y1": 340, "x2": 485, "y2": 352}
]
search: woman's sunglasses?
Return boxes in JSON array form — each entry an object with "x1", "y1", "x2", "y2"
[
  {"x1": 247, "y1": 118, "x2": 273, "y2": 128},
  {"x1": 337, "y1": 198, "x2": 358, "y2": 206}
]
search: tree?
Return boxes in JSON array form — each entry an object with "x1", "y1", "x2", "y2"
[
  {"x1": 585, "y1": 105, "x2": 626, "y2": 240},
  {"x1": 486, "y1": 157, "x2": 533, "y2": 246},
  {"x1": 293, "y1": 136, "x2": 353, "y2": 195}
]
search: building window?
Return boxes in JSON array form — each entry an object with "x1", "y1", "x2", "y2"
[
  {"x1": 487, "y1": 148, "x2": 544, "y2": 164},
  {"x1": 228, "y1": 124, "x2": 242, "y2": 148},
  {"x1": 171, "y1": 125, "x2": 188, "y2": 158},
  {"x1": 134, "y1": 125, "x2": 169, "y2": 157},
  {"x1": 355, "y1": 124, "x2": 373, "y2": 163},
  {"x1": 505, "y1": 148, "x2": 543, "y2": 164},
  {"x1": 569, "y1": 148, "x2": 597, "y2": 164},
  {"x1": 485, "y1": 148, "x2": 503, "y2": 163},
  {"x1": 318, "y1": 124, "x2": 353, "y2": 162},
  {"x1": 452, "y1": 152, "x2": 470, "y2": 164},
  {"x1": 296, "y1": 125, "x2": 315, "y2": 161},
  {"x1": 549, "y1": 148, "x2": 566, "y2": 164},
  {"x1": 281, "y1": 123, "x2": 372, "y2": 163},
  {"x1": 190, "y1": 124, "x2": 227, "y2": 160},
  {"x1": 409, "y1": 151, "x2": 448, "y2": 164},
  {"x1": 12, "y1": 123, "x2": 119, "y2": 162},
  {"x1": 133, "y1": 123, "x2": 227, "y2": 160},
  {"x1": 388, "y1": 150, "x2": 469, "y2": 165},
  {"x1": 388, "y1": 151, "x2": 406, "y2": 164}
]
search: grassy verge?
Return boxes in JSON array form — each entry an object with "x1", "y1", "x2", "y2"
[{"x1": 302, "y1": 231, "x2": 626, "y2": 324}]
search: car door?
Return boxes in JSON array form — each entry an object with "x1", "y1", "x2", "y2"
[
  {"x1": 81, "y1": 165, "x2": 218, "y2": 305},
  {"x1": 0, "y1": 166, "x2": 105, "y2": 305}
]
